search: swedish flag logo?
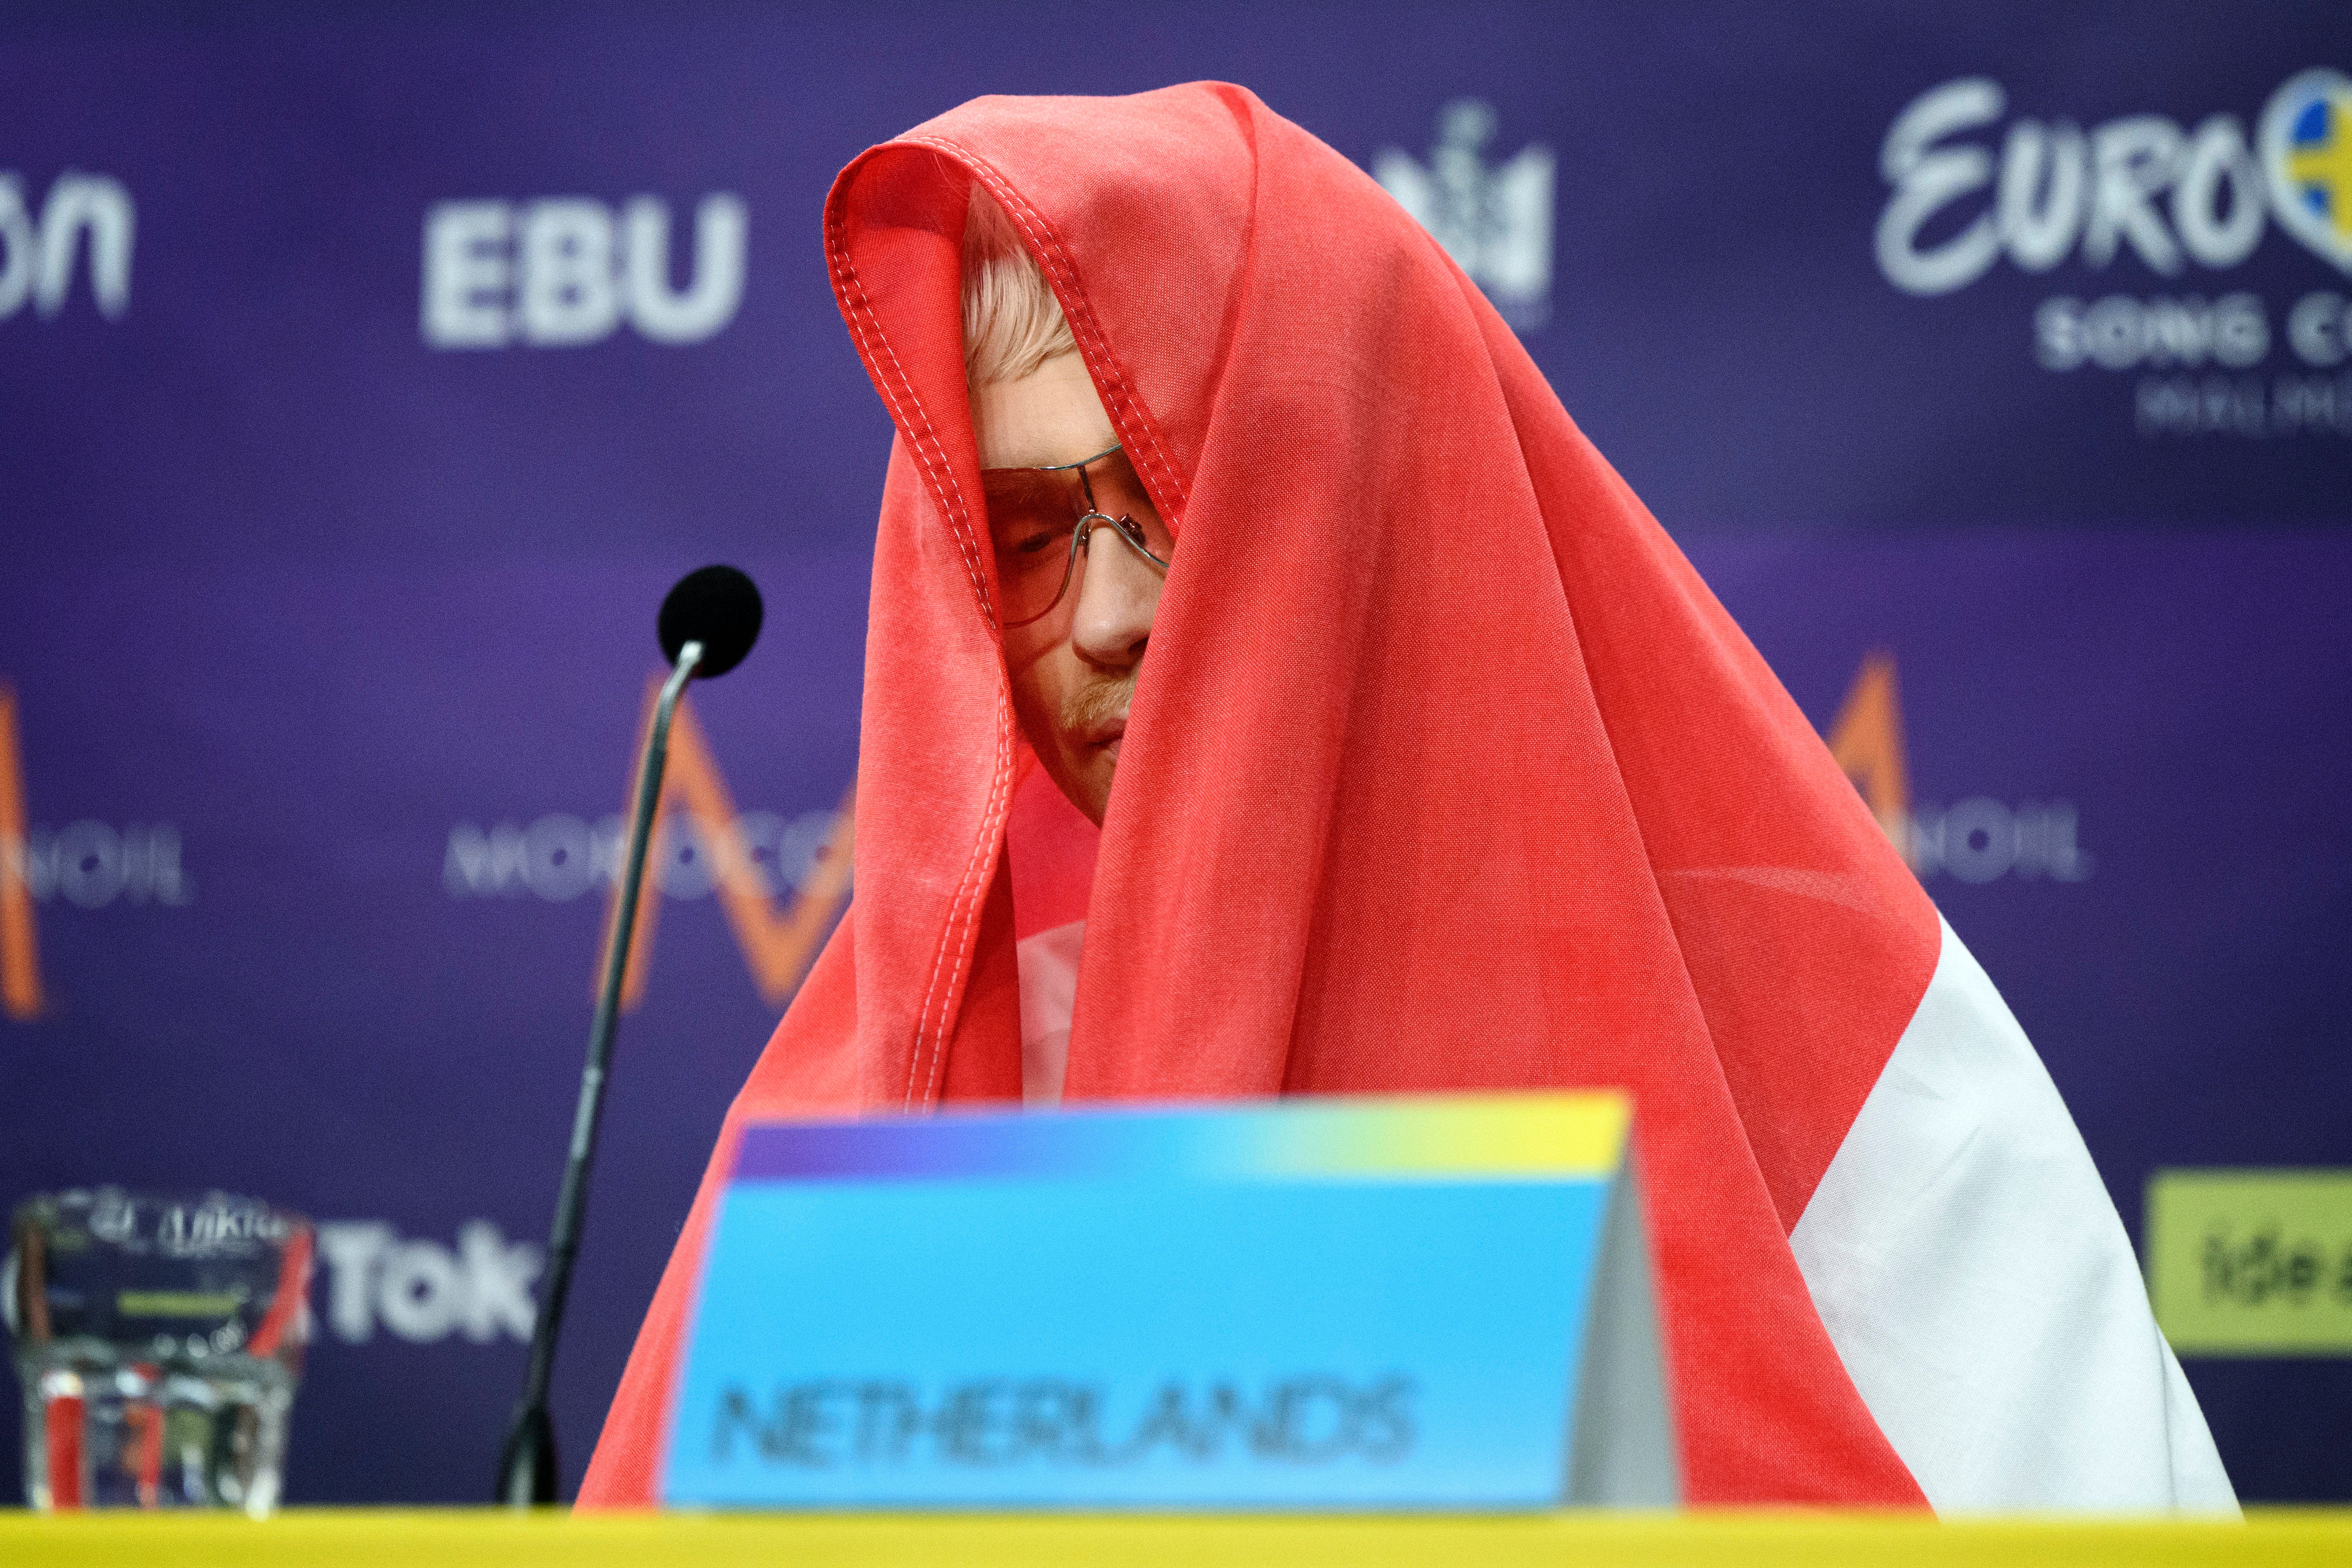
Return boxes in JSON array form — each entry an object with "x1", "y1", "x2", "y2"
[{"x1": 2263, "y1": 69, "x2": 2352, "y2": 272}]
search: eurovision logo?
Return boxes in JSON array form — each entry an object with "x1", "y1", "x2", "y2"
[
  {"x1": 1877, "y1": 67, "x2": 2352, "y2": 439},
  {"x1": 1877, "y1": 68, "x2": 2352, "y2": 294},
  {"x1": 0, "y1": 171, "x2": 132, "y2": 322},
  {"x1": 2262, "y1": 70, "x2": 2352, "y2": 275},
  {"x1": 1373, "y1": 101, "x2": 1555, "y2": 330}
]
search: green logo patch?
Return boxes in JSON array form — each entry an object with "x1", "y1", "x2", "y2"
[{"x1": 2146, "y1": 1170, "x2": 2352, "y2": 1356}]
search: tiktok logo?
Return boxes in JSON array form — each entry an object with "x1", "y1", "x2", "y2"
[{"x1": 314, "y1": 1221, "x2": 542, "y2": 1345}]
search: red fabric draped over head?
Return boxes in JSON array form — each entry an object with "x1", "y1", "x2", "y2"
[{"x1": 579, "y1": 83, "x2": 1938, "y2": 1508}]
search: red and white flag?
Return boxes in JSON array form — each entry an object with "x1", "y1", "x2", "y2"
[{"x1": 580, "y1": 84, "x2": 2232, "y2": 1514}]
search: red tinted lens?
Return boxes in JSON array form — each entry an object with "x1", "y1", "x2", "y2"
[
  {"x1": 983, "y1": 469, "x2": 1081, "y2": 622},
  {"x1": 981, "y1": 451, "x2": 1170, "y2": 625}
]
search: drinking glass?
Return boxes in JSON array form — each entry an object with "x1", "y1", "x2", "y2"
[{"x1": 6, "y1": 1189, "x2": 312, "y2": 1516}]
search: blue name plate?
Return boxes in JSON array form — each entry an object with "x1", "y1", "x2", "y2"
[{"x1": 659, "y1": 1092, "x2": 1674, "y2": 1508}]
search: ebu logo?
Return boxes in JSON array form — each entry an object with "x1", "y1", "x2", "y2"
[
  {"x1": 421, "y1": 193, "x2": 745, "y2": 348},
  {"x1": 709, "y1": 1375, "x2": 1415, "y2": 1471}
]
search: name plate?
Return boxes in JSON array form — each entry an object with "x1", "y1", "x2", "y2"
[{"x1": 660, "y1": 1092, "x2": 1676, "y2": 1508}]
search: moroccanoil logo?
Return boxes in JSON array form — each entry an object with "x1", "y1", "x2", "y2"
[
  {"x1": 598, "y1": 683, "x2": 852, "y2": 1011},
  {"x1": 1826, "y1": 652, "x2": 2093, "y2": 884},
  {"x1": 0, "y1": 687, "x2": 35, "y2": 1021},
  {"x1": 443, "y1": 682, "x2": 853, "y2": 1012},
  {"x1": 1, "y1": 686, "x2": 197, "y2": 1023}
]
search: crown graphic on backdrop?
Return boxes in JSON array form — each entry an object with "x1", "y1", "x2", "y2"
[{"x1": 1373, "y1": 101, "x2": 1555, "y2": 330}]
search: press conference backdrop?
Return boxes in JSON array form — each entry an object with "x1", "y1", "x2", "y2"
[{"x1": 3, "y1": 0, "x2": 2346, "y2": 1504}]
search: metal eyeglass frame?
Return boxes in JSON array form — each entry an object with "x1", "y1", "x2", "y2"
[{"x1": 989, "y1": 442, "x2": 1171, "y2": 629}]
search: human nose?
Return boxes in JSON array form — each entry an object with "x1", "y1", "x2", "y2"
[{"x1": 1067, "y1": 521, "x2": 1160, "y2": 670}]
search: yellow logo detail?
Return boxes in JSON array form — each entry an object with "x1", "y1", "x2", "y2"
[
  {"x1": 0, "y1": 686, "x2": 46, "y2": 1022},
  {"x1": 2288, "y1": 93, "x2": 2352, "y2": 239},
  {"x1": 597, "y1": 682, "x2": 855, "y2": 1012}
]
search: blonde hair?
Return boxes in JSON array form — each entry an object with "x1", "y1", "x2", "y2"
[{"x1": 962, "y1": 186, "x2": 1074, "y2": 386}]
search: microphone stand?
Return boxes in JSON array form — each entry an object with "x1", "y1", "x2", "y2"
[{"x1": 498, "y1": 638, "x2": 704, "y2": 1506}]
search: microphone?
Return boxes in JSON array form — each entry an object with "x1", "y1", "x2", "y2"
[
  {"x1": 497, "y1": 565, "x2": 764, "y2": 1507},
  {"x1": 658, "y1": 562, "x2": 764, "y2": 678}
]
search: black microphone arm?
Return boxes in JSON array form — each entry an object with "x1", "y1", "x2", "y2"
[{"x1": 498, "y1": 566, "x2": 762, "y2": 1506}]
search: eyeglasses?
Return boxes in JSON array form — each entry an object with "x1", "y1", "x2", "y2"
[{"x1": 979, "y1": 443, "x2": 1172, "y2": 629}]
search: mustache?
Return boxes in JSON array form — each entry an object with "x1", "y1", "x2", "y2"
[{"x1": 1063, "y1": 671, "x2": 1134, "y2": 737}]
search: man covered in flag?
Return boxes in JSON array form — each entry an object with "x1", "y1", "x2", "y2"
[{"x1": 581, "y1": 84, "x2": 2235, "y2": 1513}]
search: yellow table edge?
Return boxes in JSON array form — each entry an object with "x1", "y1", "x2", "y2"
[{"x1": 2, "y1": 1507, "x2": 2347, "y2": 1567}]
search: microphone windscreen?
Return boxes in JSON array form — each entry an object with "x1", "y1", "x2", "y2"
[{"x1": 658, "y1": 565, "x2": 764, "y2": 678}]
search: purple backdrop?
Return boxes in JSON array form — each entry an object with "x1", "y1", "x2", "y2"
[{"x1": 2, "y1": 0, "x2": 2346, "y2": 1505}]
